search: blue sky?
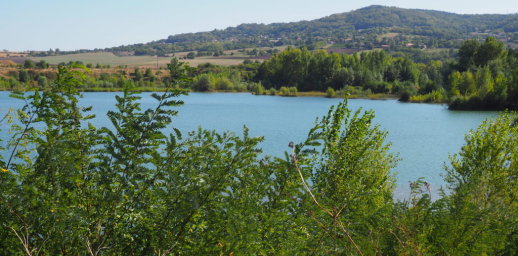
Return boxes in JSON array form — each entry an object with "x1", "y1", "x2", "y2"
[{"x1": 1, "y1": 0, "x2": 517, "y2": 51}]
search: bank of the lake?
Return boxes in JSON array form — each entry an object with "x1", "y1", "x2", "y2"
[{"x1": 0, "y1": 86, "x2": 397, "y2": 100}]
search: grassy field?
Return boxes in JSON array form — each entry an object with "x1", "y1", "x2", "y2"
[
  {"x1": 3, "y1": 45, "x2": 288, "y2": 68},
  {"x1": 378, "y1": 32, "x2": 399, "y2": 39},
  {"x1": 324, "y1": 48, "x2": 379, "y2": 55},
  {"x1": 180, "y1": 57, "x2": 260, "y2": 66},
  {"x1": 30, "y1": 52, "x2": 167, "y2": 67},
  {"x1": 326, "y1": 43, "x2": 346, "y2": 49},
  {"x1": 27, "y1": 45, "x2": 289, "y2": 68},
  {"x1": 423, "y1": 48, "x2": 451, "y2": 53},
  {"x1": 28, "y1": 52, "x2": 266, "y2": 68}
]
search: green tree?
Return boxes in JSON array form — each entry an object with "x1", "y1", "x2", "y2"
[
  {"x1": 292, "y1": 100, "x2": 398, "y2": 254},
  {"x1": 326, "y1": 86, "x2": 336, "y2": 97},
  {"x1": 37, "y1": 75, "x2": 48, "y2": 87},
  {"x1": 36, "y1": 60, "x2": 49, "y2": 69},
  {"x1": 186, "y1": 51, "x2": 196, "y2": 59},
  {"x1": 215, "y1": 77, "x2": 233, "y2": 91},
  {"x1": 24, "y1": 59, "x2": 35, "y2": 69},
  {"x1": 448, "y1": 71, "x2": 462, "y2": 97},
  {"x1": 134, "y1": 67, "x2": 143, "y2": 81},
  {"x1": 440, "y1": 113, "x2": 518, "y2": 254},
  {"x1": 475, "y1": 36, "x2": 504, "y2": 67},
  {"x1": 145, "y1": 68, "x2": 153, "y2": 78},
  {"x1": 18, "y1": 68, "x2": 30, "y2": 83},
  {"x1": 475, "y1": 65, "x2": 494, "y2": 98},
  {"x1": 459, "y1": 71, "x2": 476, "y2": 95},
  {"x1": 251, "y1": 82, "x2": 264, "y2": 95},
  {"x1": 458, "y1": 39, "x2": 480, "y2": 71},
  {"x1": 145, "y1": 68, "x2": 156, "y2": 82},
  {"x1": 191, "y1": 73, "x2": 213, "y2": 91},
  {"x1": 289, "y1": 86, "x2": 298, "y2": 96}
]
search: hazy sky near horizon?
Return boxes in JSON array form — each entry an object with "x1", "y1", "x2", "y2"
[{"x1": 2, "y1": 0, "x2": 517, "y2": 51}]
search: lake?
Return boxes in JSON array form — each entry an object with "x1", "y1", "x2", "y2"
[{"x1": 0, "y1": 91, "x2": 497, "y2": 199}]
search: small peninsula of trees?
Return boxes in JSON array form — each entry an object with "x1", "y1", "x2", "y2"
[
  {"x1": 252, "y1": 36, "x2": 518, "y2": 110},
  {"x1": 1, "y1": 62, "x2": 518, "y2": 254}
]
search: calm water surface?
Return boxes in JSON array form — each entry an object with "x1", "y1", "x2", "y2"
[{"x1": 0, "y1": 91, "x2": 497, "y2": 198}]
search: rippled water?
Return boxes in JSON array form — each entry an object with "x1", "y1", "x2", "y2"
[{"x1": 0, "y1": 91, "x2": 497, "y2": 198}]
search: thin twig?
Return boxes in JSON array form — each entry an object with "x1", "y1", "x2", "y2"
[
  {"x1": 291, "y1": 153, "x2": 332, "y2": 217},
  {"x1": 9, "y1": 226, "x2": 32, "y2": 256}
]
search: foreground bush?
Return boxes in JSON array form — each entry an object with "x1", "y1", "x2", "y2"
[{"x1": 1, "y1": 61, "x2": 518, "y2": 255}]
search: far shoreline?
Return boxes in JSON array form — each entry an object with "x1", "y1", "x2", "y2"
[{"x1": 0, "y1": 88, "x2": 398, "y2": 101}]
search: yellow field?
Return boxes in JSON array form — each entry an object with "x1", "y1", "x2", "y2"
[
  {"x1": 0, "y1": 60, "x2": 16, "y2": 67},
  {"x1": 0, "y1": 52, "x2": 28, "y2": 57}
]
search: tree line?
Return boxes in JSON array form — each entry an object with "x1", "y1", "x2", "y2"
[
  {"x1": 255, "y1": 47, "x2": 419, "y2": 94},
  {"x1": 252, "y1": 37, "x2": 518, "y2": 110},
  {"x1": 7, "y1": 37, "x2": 518, "y2": 110},
  {"x1": 1, "y1": 59, "x2": 262, "y2": 93}
]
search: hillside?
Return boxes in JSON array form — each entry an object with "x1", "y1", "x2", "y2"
[
  {"x1": 158, "y1": 6, "x2": 518, "y2": 43},
  {"x1": 328, "y1": 5, "x2": 518, "y2": 35},
  {"x1": 30, "y1": 5, "x2": 518, "y2": 58}
]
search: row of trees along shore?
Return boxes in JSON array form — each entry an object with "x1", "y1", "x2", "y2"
[
  {"x1": 255, "y1": 37, "x2": 518, "y2": 110},
  {"x1": 1, "y1": 62, "x2": 518, "y2": 254},
  {"x1": 2, "y1": 36, "x2": 518, "y2": 110}
]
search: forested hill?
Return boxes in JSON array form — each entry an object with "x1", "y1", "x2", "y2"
[
  {"x1": 163, "y1": 5, "x2": 518, "y2": 42},
  {"x1": 103, "y1": 5, "x2": 518, "y2": 54},
  {"x1": 325, "y1": 5, "x2": 518, "y2": 36},
  {"x1": 31, "y1": 5, "x2": 518, "y2": 57}
]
